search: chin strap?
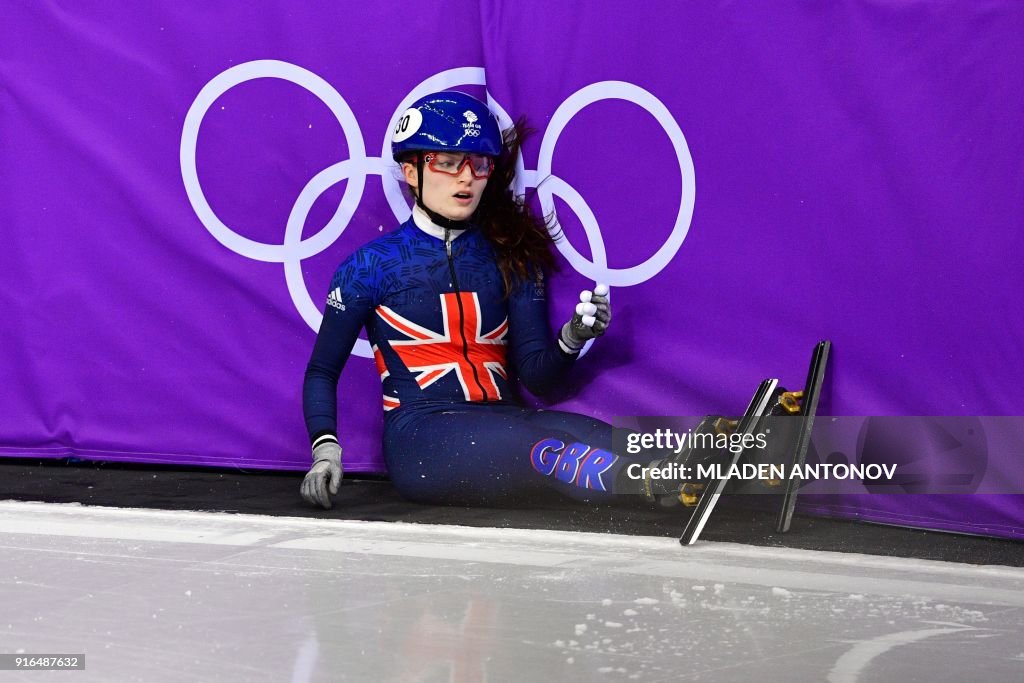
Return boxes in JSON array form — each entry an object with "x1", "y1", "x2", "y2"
[{"x1": 415, "y1": 154, "x2": 473, "y2": 231}]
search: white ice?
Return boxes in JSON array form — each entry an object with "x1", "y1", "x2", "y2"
[{"x1": 1, "y1": 500, "x2": 1022, "y2": 682}]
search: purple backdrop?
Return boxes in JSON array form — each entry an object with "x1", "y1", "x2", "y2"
[{"x1": 2, "y1": 2, "x2": 1022, "y2": 538}]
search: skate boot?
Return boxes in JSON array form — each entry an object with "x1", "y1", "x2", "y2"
[
  {"x1": 644, "y1": 386, "x2": 804, "y2": 506},
  {"x1": 641, "y1": 415, "x2": 738, "y2": 507}
]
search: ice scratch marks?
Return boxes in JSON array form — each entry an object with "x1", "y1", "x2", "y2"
[{"x1": 827, "y1": 626, "x2": 974, "y2": 683}]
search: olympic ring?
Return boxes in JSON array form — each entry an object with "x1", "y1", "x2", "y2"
[
  {"x1": 181, "y1": 60, "x2": 369, "y2": 263},
  {"x1": 180, "y1": 61, "x2": 695, "y2": 359},
  {"x1": 536, "y1": 81, "x2": 696, "y2": 287}
]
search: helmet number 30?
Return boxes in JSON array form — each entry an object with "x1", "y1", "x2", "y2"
[{"x1": 392, "y1": 108, "x2": 422, "y2": 143}]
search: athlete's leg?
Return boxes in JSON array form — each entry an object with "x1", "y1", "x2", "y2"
[
  {"x1": 517, "y1": 409, "x2": 738, "y2": 503},
  {"x1": 516, "y1": 409, "x2": 615, "y2": 449},
  {"x1": 383, "y1": 405, "x2": 660, "y2": 506}
]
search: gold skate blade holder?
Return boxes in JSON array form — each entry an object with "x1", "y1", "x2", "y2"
[
  {"x1": 679, "y1": 482, "x2": 704, "y2": 507},
  {"x1": 780, "y1": 390, "x2": 804, "y2": 414},
  {"x1": 713, "y1": 418, "x2": 739, "y2": 434}
]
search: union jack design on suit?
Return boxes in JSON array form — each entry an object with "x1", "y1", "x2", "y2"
[{"x1": 377, "y1": 292, "x2": 508, "y2": 402}]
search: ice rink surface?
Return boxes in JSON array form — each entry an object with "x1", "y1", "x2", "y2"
[{"x1": 1, "y1": 500, "x2": 1022, "y2": 682}]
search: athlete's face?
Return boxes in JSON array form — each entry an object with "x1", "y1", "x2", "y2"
[{"x1": 403, "y1": 155, "x2": 489, "y2": 221}]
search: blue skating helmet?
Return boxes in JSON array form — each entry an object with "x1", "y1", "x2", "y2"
[{"x1": 391, "y1": 91, "x2": 502, "y2": 160}]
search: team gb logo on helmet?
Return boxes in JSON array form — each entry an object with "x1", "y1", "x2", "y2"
[
  {"x1": 462, "y1": 109, "x2": 481, "y2": 136},
  {"x1": 180, "y1": 61, "x2": 695, "y2": 359}
]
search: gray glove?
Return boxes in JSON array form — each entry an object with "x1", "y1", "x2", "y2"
[
  {"x1": 559, "y1": 284, "x2": 611, "y2": 353},
  {"x1": 300, "y1": 441, "x2": 343, "y2": 509}
]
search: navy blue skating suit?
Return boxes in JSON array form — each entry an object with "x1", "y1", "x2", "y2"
[{"x1": 303, "y1": 209, "x2": 651, "y2": 505}]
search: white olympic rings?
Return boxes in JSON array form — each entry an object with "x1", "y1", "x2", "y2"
[{"x1": 180, "y1": 60, "x2": 695, "y2": 359}]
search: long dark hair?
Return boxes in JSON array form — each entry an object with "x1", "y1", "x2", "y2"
[{"x1": 475, "y1": 118, "x2": 561, "y2": 295}]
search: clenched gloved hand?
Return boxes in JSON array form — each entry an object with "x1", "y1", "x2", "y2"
[
  {"x1": 300, "y1": 441, "x2": 343, "y2": 509},
  {"x1": 559, "y1": 284, "x2": 611, "y2": 353}
]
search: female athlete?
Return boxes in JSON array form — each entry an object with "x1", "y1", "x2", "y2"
[{"x1": 300, "y1": 91, "x2": 684, "y2": 509}]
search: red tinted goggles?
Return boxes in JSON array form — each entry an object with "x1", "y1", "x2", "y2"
[{"x1": 422, "y1": 152, "x2": 494, "y2": 179}]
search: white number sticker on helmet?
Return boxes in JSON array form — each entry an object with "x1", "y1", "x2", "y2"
[{"x1": 391, "y1": 108, "x2": 422, "y2": 143}]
